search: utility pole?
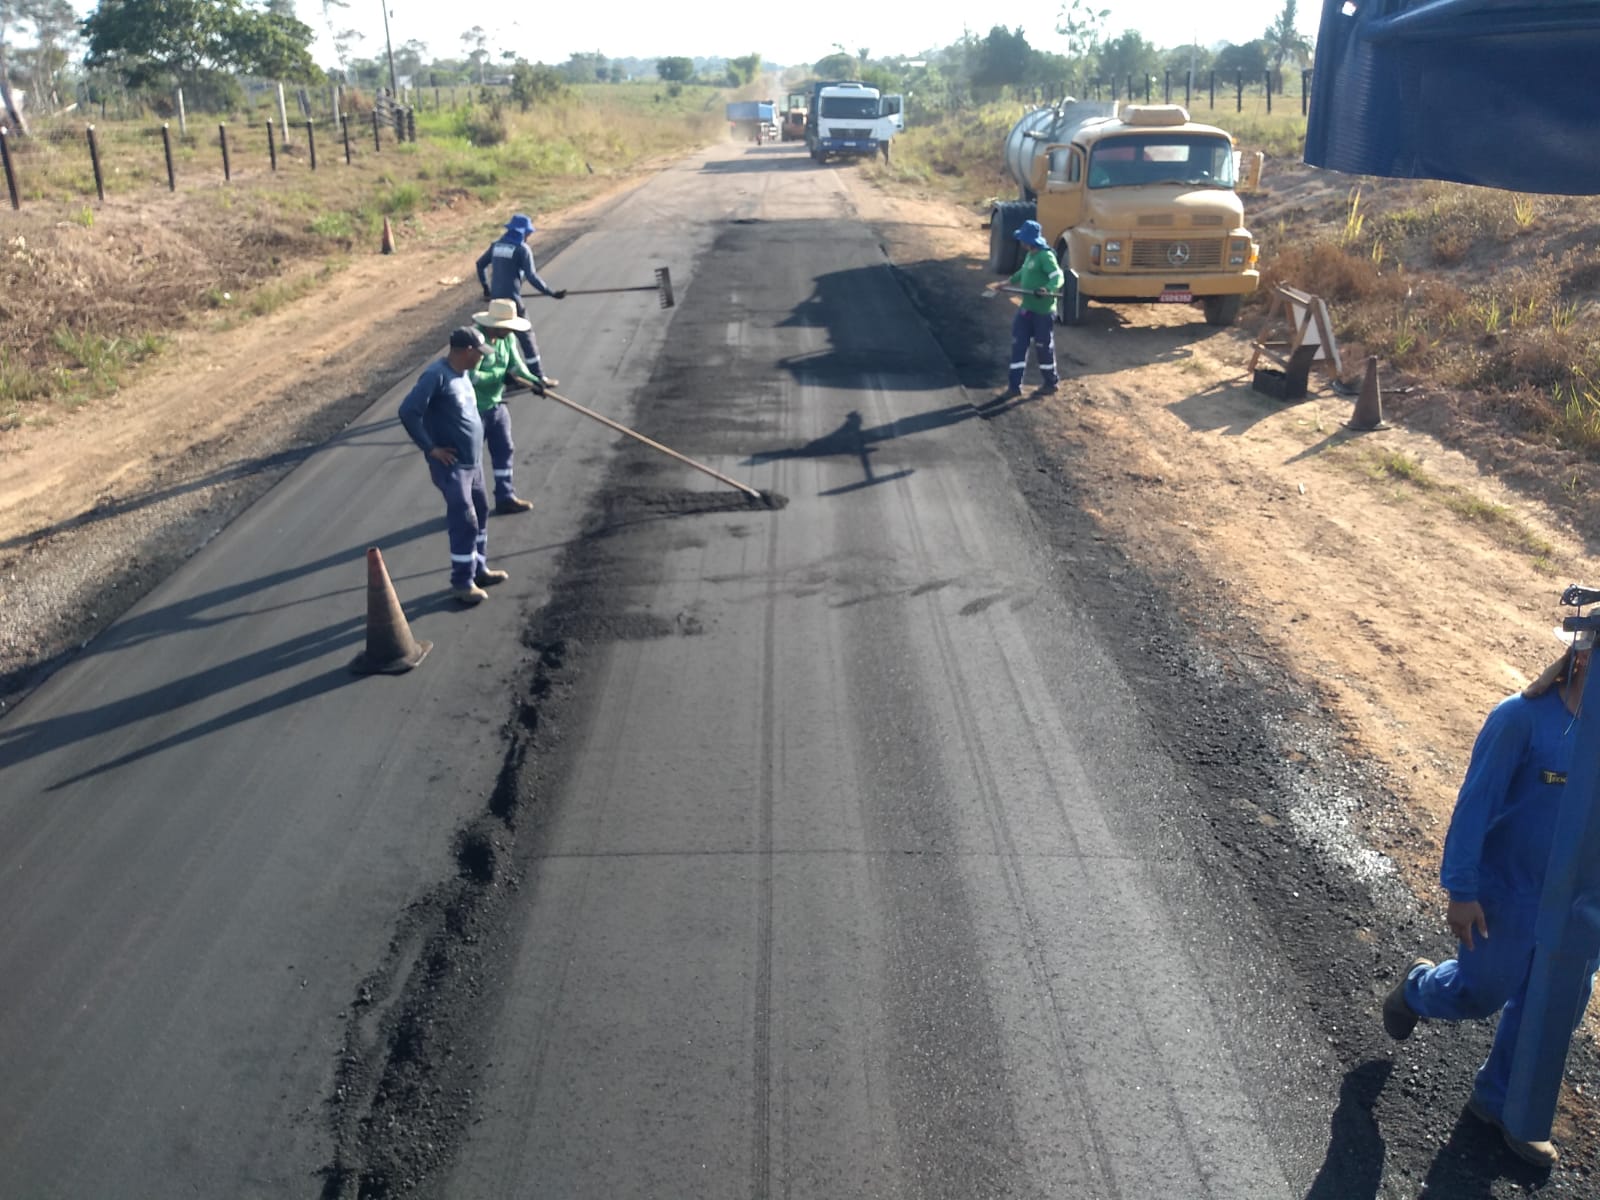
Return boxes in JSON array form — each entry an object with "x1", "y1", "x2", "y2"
[{"x1": 380, "y1": 2, "x2": 398, "y2": 98}]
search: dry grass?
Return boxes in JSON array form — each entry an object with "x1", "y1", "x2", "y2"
[{"x1": 0, "y1": 83, "x2": 723, "y2": 429}]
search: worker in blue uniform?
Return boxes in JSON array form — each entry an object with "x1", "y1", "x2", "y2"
[
  {"x1": 475, "y1": 213, "x2": 565, "y2": 386},
  {"x1": 1383, "y1": 626, "x2": 1599, "y2": 1168}
]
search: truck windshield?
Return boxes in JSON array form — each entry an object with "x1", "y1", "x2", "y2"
[
  {"x1": 819, "y1": 97, "x2": 880, "y2": 119},
  {"x1": 1087, "y1": 135, "x2": 1237, "y2": 189}
]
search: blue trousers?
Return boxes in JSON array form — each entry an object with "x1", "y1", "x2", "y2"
[
  {"x1": 506, "y1": 296, "x2": 544, "y2": 377},
  {"x1": 1010, "y1": 309, "x2": 1059, "y2": 390},
  {"x1": 1406, "y1": 896, "x2": 1599, "y2": 1132},
  {"x1": 482, "y1": 404, "x2": 518, "y2": 504},
  {"x1": 426, "y1": 458, "x2": 489, "y2": 588}
]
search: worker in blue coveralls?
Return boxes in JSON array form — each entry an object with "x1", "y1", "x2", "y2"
[
  {"x1": 984, "y1": 219, "x2": 1064, "y2": 401},
  {"x1": 1382, "y1": 626, "x2": 1599, "y2": 1168},
  {"x1": 475, "y1": 213, "x2": 565, "y2": 387},
  {"x1": 396, "y1": 327, "x2": 509, "y2": 607},
  {"x1": 470, "y1": 298, "x2": 543, "y2": 515}
]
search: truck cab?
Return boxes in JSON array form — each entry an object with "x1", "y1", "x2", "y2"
[{"x1": 804, "y1": 81, "x2": 904, "y2": 163}]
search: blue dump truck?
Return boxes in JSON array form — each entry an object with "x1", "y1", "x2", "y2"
[{"x1": 726, "y1": 100, "x2": 778, "y2": 144}]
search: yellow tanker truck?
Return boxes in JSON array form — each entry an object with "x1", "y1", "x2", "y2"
[{"x1": 988, "y1": 102, "x2": 1259, "y2": 326}]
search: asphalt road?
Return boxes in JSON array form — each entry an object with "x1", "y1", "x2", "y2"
[{"x1": 1, "y1": 140, "x2": 1382, "y2": 1198}]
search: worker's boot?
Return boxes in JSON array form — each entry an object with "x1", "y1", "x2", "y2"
[
  {"x1": 475, "y1": 568, "x2": 510, "y2": 587},
  {"x1": 1465, "y1": 1096, "x2": 1560, "y2": 1168},
  {"x1": 1381, "y1": 957, "x2": 1434, "y2": 1040},
  {"x1": 451, "y1": 583, "x2": 489, "y2": 606}
]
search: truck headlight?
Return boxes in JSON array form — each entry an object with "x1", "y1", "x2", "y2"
[
  {"x1": 1229, "y1": 237, "x2": 1250, "y2": 266},
  {"x1": 1104, "y1": 240, "x2": 1121, "y2": 252}
]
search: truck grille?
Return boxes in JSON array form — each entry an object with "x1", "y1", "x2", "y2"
[
  {"x1": 1130, "y1": 238, "x2": 1226, "y2": 270},
  {"x1": 832, "y1": 127, "x2": 873, "y2": 139}
]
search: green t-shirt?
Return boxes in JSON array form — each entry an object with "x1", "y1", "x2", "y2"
[
  {"x1": 1009, "y1": 247, "x2": 1065, "y2": 314},
  {"x1": 468, "y1": 334, "x2": 534, "y2": 412}
]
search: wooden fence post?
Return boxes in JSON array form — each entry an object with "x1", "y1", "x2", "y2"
[
  {"x1": 219, "y1": 122, "x2": 231, "y2": 181},
  {"x1": 1209, "y1": 71, "x2": 1216, "y2": 109},
  {"x1": 306, "y1": 119, "x2": 316, "y2": 169},
  {"x1": 341, "y1": 113, "x2": 352, "y2": 164},
  {"x1": 266, "y1": 118, "x2": 277, "y2": 170},
  {"x1": 86, "y1": 124, "x2": 105, "y2": 201},
  {"x1": 0, "y1": 126, "x2": 19, "y2": 210},
  {"x1": 161, "y1": 122, "x2": 176, "y2": 191},
  {"x1": 371, "y1": 108, "x2": 381, "y2": 151},
  {"x1": 1302, "y1": 69, "x2": 1311, "y2": 116},
  {"x1": 1265, "y1": 70, "x2": 1273, "y2": 114},
  {"x1": 1236, "y1": 71, "x2": 1244, "y2": 112}
]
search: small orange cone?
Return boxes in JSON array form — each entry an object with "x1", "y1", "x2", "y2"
[
  {"x1": 1346, "y1": 355, "x2": 1389, "y2": 431},
  {"x1": 350, "y1": 547, "x2": 431, "y2": 675},
  {"x1": 381, "y1": 216, "x2": 396, "y2": 255}
]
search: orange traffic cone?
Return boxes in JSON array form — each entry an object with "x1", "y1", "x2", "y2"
[
  {"x1": 1346, "y1": 355, "x2": 1389, "y2": 431},
  {"x1": 350, "y1": 547, "x2": 431, "y2": 675},
  {"x1": 381, "y1": 216, "x2": 396, "y2": 255}
]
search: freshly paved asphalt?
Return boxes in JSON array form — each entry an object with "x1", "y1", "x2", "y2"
[{"x1": 0, "y1": 141, "x2": 1337, "y2": 1197}]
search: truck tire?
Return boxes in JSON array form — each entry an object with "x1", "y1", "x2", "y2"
[
  {"x1": 1054, "y1": 248, "x2": 1086, "y2": 326},
  {"x1": 986, "y1": 202, "x2": 1031, "y2": 275},
  {"x1": 1203, "y1": 294, "x2": 1243, "y2": 326},
  {"x1": 811, "y1": 148, "x2": 827, "y2": 164}
]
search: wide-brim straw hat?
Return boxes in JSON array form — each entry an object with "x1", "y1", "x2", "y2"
[{"x1": 473, "y1": 297, "x2": 531, "y2": 332}]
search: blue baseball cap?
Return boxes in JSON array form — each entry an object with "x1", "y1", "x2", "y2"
[
  {"x1": 505, "y1": 213, "x2": 535, "y2": 235},
  {"x1": 1013, "y1": 219, "x2": 1048, "y2": 249}
]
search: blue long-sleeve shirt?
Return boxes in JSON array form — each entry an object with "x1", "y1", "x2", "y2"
[
  {"x1": 1440, "y1": 689, "x2": 1577, "y2": 904},
  {"x1": 475, "y1": 232, "x2": 555, "y2": 299},
  {"x1": 397, "y1": 358, "x2": 482, "y2": 468}
]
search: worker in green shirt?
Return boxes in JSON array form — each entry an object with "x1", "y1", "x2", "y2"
[
  {"x1": 985, "y1": 219, "x2": 1065, "y2": 400},
  {"x1": 470, "y1": 298, "x2": 546, "y2": 515}
]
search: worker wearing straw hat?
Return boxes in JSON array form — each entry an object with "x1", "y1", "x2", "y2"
[{"x1": 470, "y1": 298, "x2": 544, "y2": 515}]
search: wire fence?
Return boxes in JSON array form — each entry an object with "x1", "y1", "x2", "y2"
[{"x1": 918, "y1": 69, "x2": 1315, "y2": 117}]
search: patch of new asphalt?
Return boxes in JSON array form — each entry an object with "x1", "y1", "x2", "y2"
[{"x1": 319, "y1": 220, "x2": 1596, "y2": 1199}]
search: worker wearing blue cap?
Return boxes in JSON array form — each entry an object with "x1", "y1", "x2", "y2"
[
  {"x1": 475, "y1": 213, "x2": 564, "y2": 387},
  {"x1": 984, "y1": 220, "x2": 1064, "y2": 400}
]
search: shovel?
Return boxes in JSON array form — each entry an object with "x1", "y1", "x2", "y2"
[
  {"x1": 526, "y1": 266, "x2": 675, "y2": 309},
  {"x1": 980, "y1": 284, "x2": 1063, "y2": 300}
]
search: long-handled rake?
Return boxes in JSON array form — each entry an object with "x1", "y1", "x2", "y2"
[
  {"x1": 527, "y1": 266, "x2": 676, "y2": 309},
  {"x1": 538, "y1": 385, "x2": 778, "y2": 506}
]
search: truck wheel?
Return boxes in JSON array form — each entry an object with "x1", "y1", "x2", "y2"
[
  {"x1": 1203, "y1": 295, "x2": 1243, "y2": 326},
  {"x1": 1054, "y1": 248, "x2": 1086, "y2": 326},
  {"x1": 811, "y1": 149, "x2": 827, "y2": 164},
  {"x1": 987, "y1": 216, "x2": 1011, "y2": 274}
]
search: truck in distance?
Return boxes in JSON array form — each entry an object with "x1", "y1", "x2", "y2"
[{"x1": 803, "y1": 80, "x2": 904, "y2": 163}]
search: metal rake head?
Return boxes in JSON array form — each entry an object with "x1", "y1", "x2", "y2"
[{"x1": 655, "y1": 266, "x2": 675, "y2": 309}]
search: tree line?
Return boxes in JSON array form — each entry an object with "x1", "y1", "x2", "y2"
[{"x1": 0, "y1": 0, "x2": 1316, "y2": 136}]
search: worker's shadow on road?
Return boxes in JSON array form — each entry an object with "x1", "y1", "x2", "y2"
[
  {"x1": 744, "y1": 398, "x2": 1036, "y2": 495},
  {"x1": 1415, "y1": 1103, "x2": 1552, "y2": 1198},
  {"x1": 1304, "y1": 1060, "x2": 1391, "y2": 1200}
]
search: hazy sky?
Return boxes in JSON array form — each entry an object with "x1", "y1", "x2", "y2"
[{"x1": 277, "y1": 1, "x2": 1322, "y2": 71}]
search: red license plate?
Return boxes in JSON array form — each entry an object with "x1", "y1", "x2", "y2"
[{"x1": 1159, "y1": 291, "x2": 1194, "y2": 303}]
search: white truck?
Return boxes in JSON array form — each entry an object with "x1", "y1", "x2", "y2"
[{"x1": 804, "y1": 80, "x2": 903, "y2": 163}]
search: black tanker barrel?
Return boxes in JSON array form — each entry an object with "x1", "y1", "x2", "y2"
[{"x1": 1002, "y1": 100, "x2": 1117, "y2": 198}]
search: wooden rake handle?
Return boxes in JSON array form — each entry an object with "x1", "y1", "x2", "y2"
[{"x1": 541, "y1": 388, "x2": 762, "y2": 500}]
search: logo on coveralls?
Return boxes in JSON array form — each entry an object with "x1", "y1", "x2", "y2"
[{"x1": 1542, "y1": 769, "x2": 1568, "y2": 785}]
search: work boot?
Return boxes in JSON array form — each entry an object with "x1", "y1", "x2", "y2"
[
  {"x1": 996, "y1": 385, "x2": 1023, "y2": 402},
  {"x1": 1465, "y1": 1096, "x2": 1560, "y2": 1168},
  {"x1": 1382, "y1": 957, "x2": 1434, "y2": 1040},
  {"x1": 1035, "y1": 381, "x2": 1059, "y2": 396},
  {"x1": 451, "y1": 583, "x2": 489, "y2": 606},
  {"x1": 475, "y1": 568, "x2": 509, "y2": 587},
  {"x1": 494, "y1": 497, "x2": 533, "y2": 515}
]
